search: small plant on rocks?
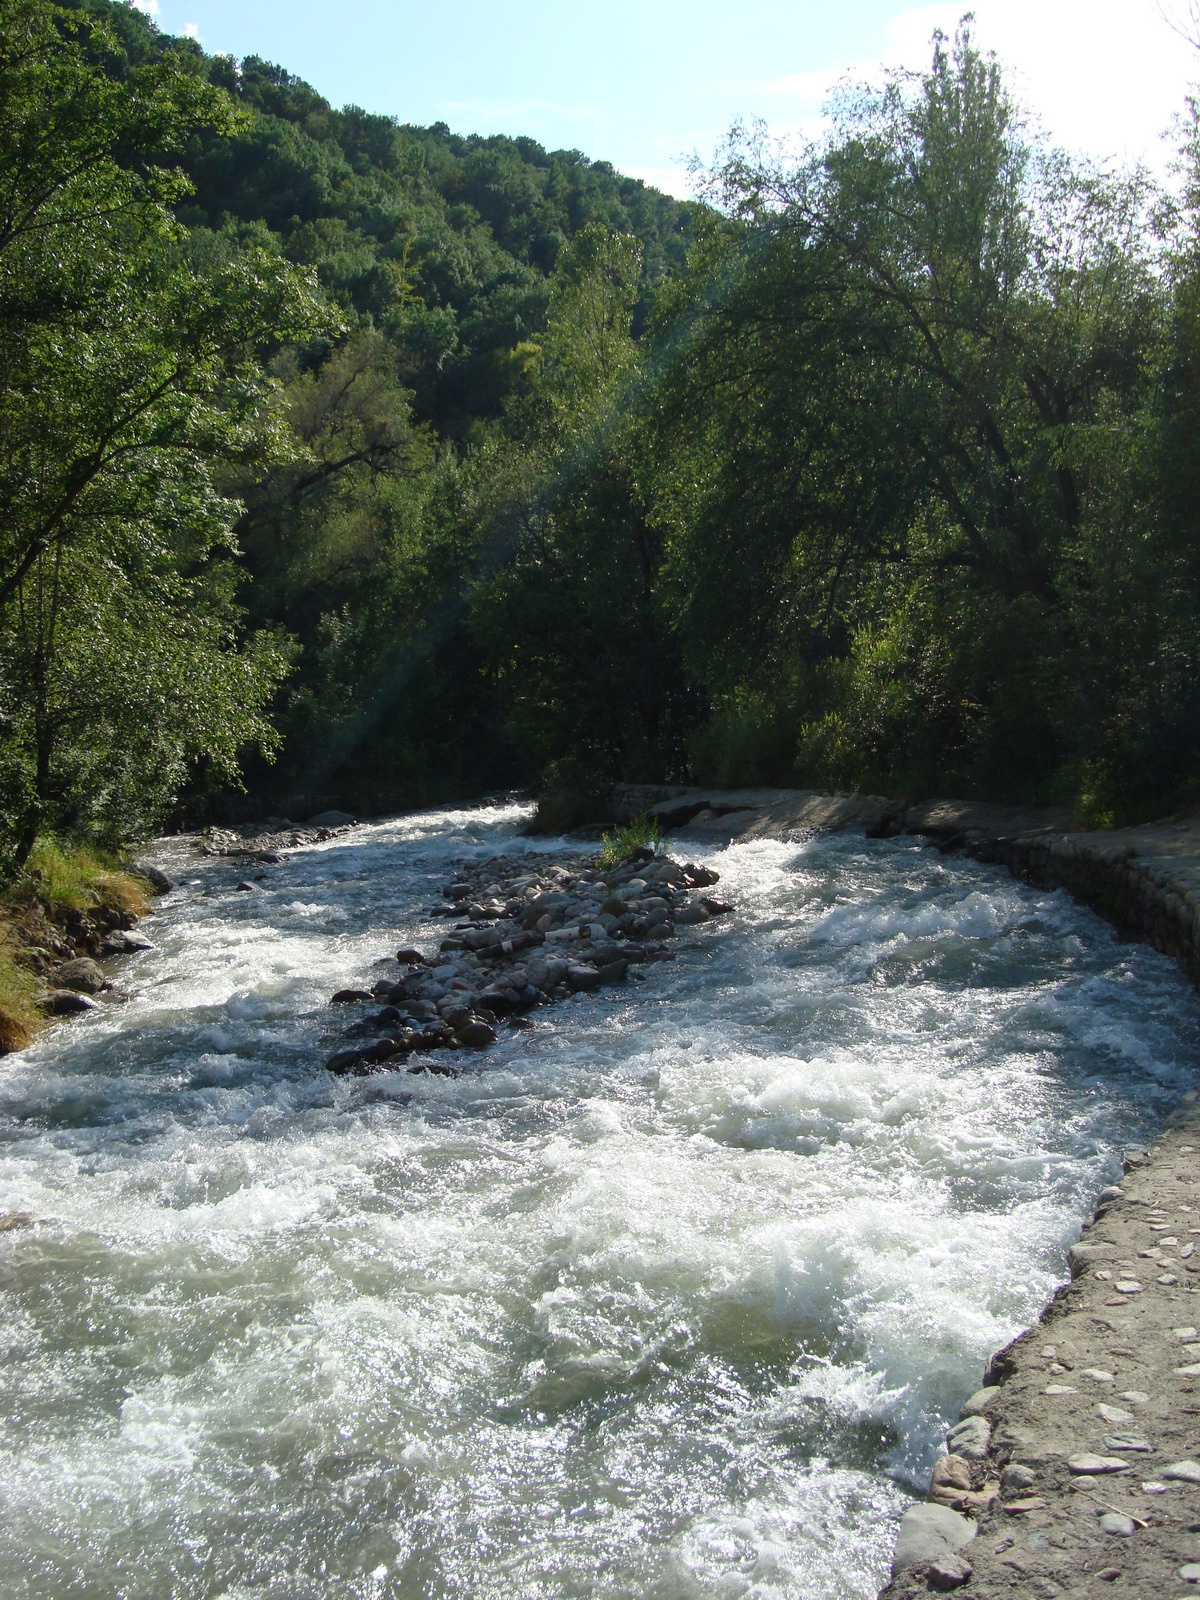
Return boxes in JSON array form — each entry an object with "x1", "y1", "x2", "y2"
[{"x1": 598, "y1": 813, "x2": 664, "y2": 870}]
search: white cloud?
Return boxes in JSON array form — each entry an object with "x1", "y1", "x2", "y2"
[
  {"x1": 762, "y1": 0, "x2": 1199, "y2": 175},
  {"x1": 183, "y1": 21, "x2": 200, "y2": 39},
  {"x1": 129, "y1": 0, "x2": 159, "y2": 15}
]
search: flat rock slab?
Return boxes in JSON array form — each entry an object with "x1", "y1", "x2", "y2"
[{"x1": 881, "y1": 1101, "x2": 1200, "y2": 1600}]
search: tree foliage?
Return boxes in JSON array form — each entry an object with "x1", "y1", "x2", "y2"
[{"x1": 6, "y1": 2, "x2": 1200, "y2": 851}]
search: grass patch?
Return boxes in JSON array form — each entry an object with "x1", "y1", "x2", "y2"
[
  {"x1": 20, "y1": 838, "x2": 151, "y2": 918},
  {"x1": 598, "y1": 812, "x2": 664, "y2": 870},
  {"x1": 0, "y1": 839, "x2": 154, "y2": 1056},
  {"x1": 0, "y1": 921, "x2": 42, "y2": 1052}
]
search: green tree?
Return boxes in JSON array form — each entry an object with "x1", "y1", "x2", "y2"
[
  {"x1": 0, "y1": 0, "x2": 328, "y2": 861},
  {"x1": 648, "y1": 23, "x2": 1169, "y2": 807}
]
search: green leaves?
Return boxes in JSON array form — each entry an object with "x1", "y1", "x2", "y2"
[{"x1": 0, "y1": 0, "x2": 330, "y2": 861}]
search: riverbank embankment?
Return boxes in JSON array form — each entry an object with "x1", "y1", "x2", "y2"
[{"x1": 597, "y1": 783, "x2": 1200, "y2": 1598}]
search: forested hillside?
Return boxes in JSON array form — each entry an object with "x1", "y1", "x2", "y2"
[{"x1": 2, "y1": 0, "x2": 1198, "y2": 870}]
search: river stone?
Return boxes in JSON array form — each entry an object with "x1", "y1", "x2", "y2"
[
  {"x1": 1098, "y1": 1511, "x2": 1137, "y2": 1536},
  {"x1": 1174, "y1": 1364, "x2": 1200, "y2": 1376},
  {"x1": 100, "y1": 930, "x2": 154, "y2": 956},
  {"x1": 454, "y1": 1020, "x2": 497, "y2": 1048},
  {"x1": 1180, "y1": 1564, "x2": 1200, "y2": 1582},
  {"x1": 960, "y1": 1386, "x2": 1001, "y2": 1417},
  {"x1": 1069, "y1": 1242, "x2": 1118, "y2": 1274},
  {"x1": 326, "y1": 1047, "x2": 368, "y2": 1074},
  {"x1": 1162, "y1": 1460, "x2": 1200, "y2": 1484},
  {"x1": 1001, "y1": 1464, "x2": 1038, "y2": 1493},
  {"x1": 42, "y1": 989, "x2": 98, "y2": 1016},
  {"x1": 1095, "y1": 1403, "x2": 1135, "y2": 1424},
  {"x1": 946, "y1": 1416, "x2": 991, "y2": 1458},
  {"x1": 891, "y1": 1504, "x2": 976, "y2": 1575},
  {"x1": 926, "y1": 1553, "x2": 972, "y2": 1590},
  {"x1": 49, "y1": 957, "x2": 107, "y2": 995},
  {"x1": 305, "y1": 810, "x2": 356, "y2": 827},
  {"x1": 565, "y1": 966, "x2": 601, "y2": 992},
  {"x1": 673, "y1": 901, "x2": 710, "y2": 926},
  {"x1": 133, "y1": 862, "x2": 173, "y2": 893},
  {"x1": 1067, "y1": 1454, "x2": 1131, "y2": 1474},
  {"x1": 331, "y1": 988, "x2": 373, "y2": 1004},
  {"x1": 1104, "y1": 1434, "x2": 1152, "y2": 1452}
]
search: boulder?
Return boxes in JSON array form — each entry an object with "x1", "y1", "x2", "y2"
[
  {"x1": 891, "y1": 1503, "x2": 976, "y2": 1576},
  {"x1": 959, "y1": 1385, "x2": 1002, "y2": 1417},
  {"x1": 946, "y1": 1415, "x2": 991, "y2": 1459},
  {"x1": 305, "y1": 809, "x2": 357, "y2": 828},
  {"x1": 326, "y1": 1047, "x2": 368, "y2": 1075},
  {"x1": 455, "y1": 1019, "x2": 498, "y2": 1048},
  {"x1": 49, "y1": 958, "x2": 107, "y2": 995},
  {"x1": 99, "y1": 930, "x2": 154, "y2": 956},
  {"x1": 565, "y1": 965, "x2": 601, "y2": 991},
  {"x1": 330, "y1": 988, "x2": 374, "y2": 1004},
  {"x1": 42, "y1": 990, "x2": 99, "y2": 1016},
  {"x1": 133, "y1": 863, "x2": 173, "y2": 894}
]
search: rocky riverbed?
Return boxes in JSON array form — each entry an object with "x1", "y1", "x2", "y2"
[{"x1": 318, "y1": 847, "x2": 729, "y2": 1076}]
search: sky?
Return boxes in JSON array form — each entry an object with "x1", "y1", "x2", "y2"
[{"x1": 131, "y1": 0, "x2": 1200, "y2": 197}]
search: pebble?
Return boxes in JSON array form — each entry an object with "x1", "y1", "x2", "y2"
[
  {"x1": 1067, "y1": 1455, "x2": 1131, "y2": 1474},
  {"x1": 1120, "y1": 1391, "x2": 1151, "y2": 1404},
  {"x1": 1175, "y1": 1328, "x2": 1200, "y2": 1339},
  {"x1": 1097, "y1": 1511, "x2": 1137, "y2": 1536},
  {"x1": 1082, "y1": 1368, "x2": 1115, "y2": 1382},
  {"x1": 1114, "y1": 1281, "x2": 1144, "y2": 1294},
  {"x1": 1045, "y1": 1384, "x2": 1078, "y2": 1394},
  {"x1": 1001, "y1": 1465, "x2": 1038, "y2": 1493},
  {"x1": 1095, "y1": 1404, "x2": 1135, "y2": 1423},
  {"x1": 1162, "y1": 1460, "x2": 1200, "y2": 1484},
  {"x1": 926, "y1": 1553, "x2": 972, "y2": 1590},
  {"x1": 1104, "y1": 1434, "x2": 1152, "y2": 1452},
  {"x1": 1142, "y1": 1481, "x2": 1170, "y2": 1493},
  {"x1": 1174, "y1": 1363, "x2": 1200, "y2": 1376},
  {"x1": 1180, "y1": 1563, "x2": 1200, "y2": 1582},
  {"x1": 1001, "y1": 1497, "x2": 1047, "y2": 1513}
]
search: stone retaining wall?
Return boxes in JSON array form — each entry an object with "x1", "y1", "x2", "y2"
[{"x1": 970, "y1": 831, "x2": 1200, "y2": 988}]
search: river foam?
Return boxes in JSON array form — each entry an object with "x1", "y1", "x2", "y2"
[{"x1": 0, "y1": 803, "x2": 1195, "y2": 1598}]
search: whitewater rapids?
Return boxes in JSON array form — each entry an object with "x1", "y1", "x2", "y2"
[{"x1": 0, "y1": 800, "x2": 1196, "y2": 1599}]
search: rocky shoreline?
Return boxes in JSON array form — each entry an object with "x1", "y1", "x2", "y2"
[
  {"x1": 882, "y1": 1112, "x2": 1200, "y2": 1600},
  {"x1": 318, "y1": 846, "x2": 729, "y2": 1077}
]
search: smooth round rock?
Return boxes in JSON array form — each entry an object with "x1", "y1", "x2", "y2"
[
  {"x1": 960, "y1": 1386, "x2": 1001, "y2": 1418},
  {"x1": 1098, "y1": 1512, "x2": 1136, "y2": 1536}
]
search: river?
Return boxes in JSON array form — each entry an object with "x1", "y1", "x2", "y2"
[{"x1": 0, "y1": 800, "x2": 1197, "y2": 1599}]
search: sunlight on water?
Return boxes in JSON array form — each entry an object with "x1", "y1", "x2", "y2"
[{"x1": 0, "y1": 802, "x2": 1196, "y2": 1598}]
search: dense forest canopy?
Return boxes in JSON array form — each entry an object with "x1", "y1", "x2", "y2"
[{"x1": 1, "y1": 0, "x2": 1198, "y2": 865}]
